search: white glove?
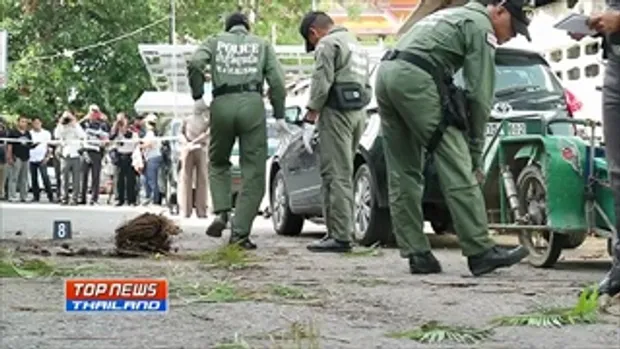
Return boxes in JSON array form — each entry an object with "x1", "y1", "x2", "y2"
[
  {"x1": 302, "y1": 123, "x2": 316, "y2": 154},
  {"x1": 275, "y1": 119, "x2": 292, "y2": 137},
  {"x1": 194, "y1": 99, "x2": 208, "y2": 116}
]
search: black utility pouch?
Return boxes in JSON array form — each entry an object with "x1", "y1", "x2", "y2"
[{"x1": 327, "y1": 82, "x2": 370, "y2": 111}]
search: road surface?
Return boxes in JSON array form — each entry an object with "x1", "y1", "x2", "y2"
[{"x1": 0, "y1": 203, "x2": 619, "y2": 349}]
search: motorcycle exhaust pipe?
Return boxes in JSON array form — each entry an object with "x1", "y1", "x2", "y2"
[{"x1": 501, "y1": 166, "x2": 523, "y2": 223}]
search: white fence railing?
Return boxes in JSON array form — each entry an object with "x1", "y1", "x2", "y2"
[{"x1": 138, "y1": 44, "x2": 387, "y2": 93}]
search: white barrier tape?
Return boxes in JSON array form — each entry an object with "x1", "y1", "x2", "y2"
[{"x1": 0, "y1": 135, "x2": 184, "y2": 145}]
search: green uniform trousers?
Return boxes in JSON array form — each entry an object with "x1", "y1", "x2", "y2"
[
  {"x1": 375, "y1": 60, "x2": 494, "y2": 257},
  {"x1": 318, "y1": 108, "x2": 365, "y2": 242},
  {"x1": 209, "y1": 92, "x2": 267, "y2": 238}
]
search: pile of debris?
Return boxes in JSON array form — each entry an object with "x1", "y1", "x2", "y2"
[{"x1": 114, "y1": 213, "x2": 182, "y2": 257}]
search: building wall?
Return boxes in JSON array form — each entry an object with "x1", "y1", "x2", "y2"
[{"x1": 326, "y1": 0, "x2": 419, "y2": 36}]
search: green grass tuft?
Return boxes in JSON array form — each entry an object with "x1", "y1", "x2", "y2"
[
  {"x1": 196, "y1": 244, "x2": 259, "y2": 270},
  {"x1": 0, "y1": 254, "x2": 108, "y2": 278}
]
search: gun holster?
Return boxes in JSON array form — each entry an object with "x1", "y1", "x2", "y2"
[{"x1": 382, "y1": 49, "x2": 468, "y2": 155}]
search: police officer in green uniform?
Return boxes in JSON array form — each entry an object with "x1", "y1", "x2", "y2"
[
  {"x1": 187, "y1": 12, "x2": 287, "y2": 249},
  {"x1": 375, "y1": 0, "x2": 531, "y2": 276},
  {"x1": 299, "y1": 12, "x2": 371, "y2": 253}
]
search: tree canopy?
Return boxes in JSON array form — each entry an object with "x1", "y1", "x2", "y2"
[{"x1": 0, "y1": 0, "x2": 311, "y2": 127}]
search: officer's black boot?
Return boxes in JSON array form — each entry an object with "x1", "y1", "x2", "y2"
[
  {"x1": 205, "y1": 211, "x2": 229, "y2": 238},
  {"x1": 599, "y1": 264, "x2": 620, "y2": 297},
  {"x1": 409, "y1": 251, "x2": 442, "y2": 274},
  {"x1": 467, "y1": 245, "x2": 529, "y2": 277},
  {"x1": 306, "y1": 235, "x2": 351, "y2": 253},
  {"x1": 229, "y1": 235, "x2": 257, "y2": 250},
  {"x1": 227, "y1": 218, "x2": 257, "y2": 250}
]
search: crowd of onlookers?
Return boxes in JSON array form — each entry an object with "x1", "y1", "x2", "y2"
[{"x1": 0, "y1": 105, "x2": 171, "y2": 207}]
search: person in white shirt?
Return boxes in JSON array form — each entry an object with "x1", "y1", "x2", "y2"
[
  {"x1": 54, "y1": 111, "x2": 87, "y2": 205},
  {"x1": 140, "y1": 114, "x2": 162, "y2": 205},
  {"x1": 29, "y1": 117, "x2": 54, "y2": 202}
]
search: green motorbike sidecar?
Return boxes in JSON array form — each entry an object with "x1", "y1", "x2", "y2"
[{"x1": 485, "y1": 117, "x2": 616, "y2": 268}]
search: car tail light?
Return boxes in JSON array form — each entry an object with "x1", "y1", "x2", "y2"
[
  {"x1": 564, "y1": 89, "x2": 583, "y2": 117},
  {"x1": 564, "y1": 88, "x2": 583, "y2": 135}
]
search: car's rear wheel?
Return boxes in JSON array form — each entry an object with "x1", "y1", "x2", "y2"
[
  {"x1": 271, "y1": 170, "x2": 304, "y2": 236},
  {"x1": 354, "y1": 164, "x2": 392, "y2": 246}
]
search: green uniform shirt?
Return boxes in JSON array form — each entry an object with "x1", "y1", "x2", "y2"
[
  {"x1": 307, "y1": 27, "x2": 371, "y2": 111},
  {"x1": 186, "y1": 25, "x2": 286, "y2": 119},
  {"x1": 395, "y1": 1, "x2": 497, "y2": 168}
]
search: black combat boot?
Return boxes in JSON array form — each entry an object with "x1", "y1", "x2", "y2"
[
  {"x1": 409, "y1": 251, "x2": 442, "y2": 274},
  {"x1": 599, "y1": 264, "x2": 620, "y2": 297},
  {"x1": 467, "y1": 245, "x2": 529, "y2": 277},
  {"x1": 205, "y1": 211, "x2": 229, "y2": 238},
  {"x1": 229, "y1": 235, "x2": 257, "y2": 250},
  {"x1": 306, "y1": 235, "x2": 351, "y2": 253}
]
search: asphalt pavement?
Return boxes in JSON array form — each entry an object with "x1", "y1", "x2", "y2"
[{"x1": 1, "y1": 203, "x2": 619, "y2": 349}]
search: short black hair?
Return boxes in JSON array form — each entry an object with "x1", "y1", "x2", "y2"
[
  {"x1": 18, "y1": 115, "x2": 28, "y2": 121},
  {"x1": 300, "y1": 11, "x2": 333, "y2": 38},
  {"x1": 312, "y1": 12, "x2": 334, "y2": 29},
  {"x1": 32, "y1": 116, "x2": 42, "y2": 122},
  {"x1": 225, "y1": 12, "x2": 250, "y2": 31}
]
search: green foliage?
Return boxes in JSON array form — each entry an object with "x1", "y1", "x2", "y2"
[
  {"x1": 0, "y1": 0, "x2": 169, "y2": 127},
  {"x1": 387, "y1": 321, "x2": 494, "y2": 344},
  {"x1": 492, "y1": 286, "x2": 600, "y2": 327},
  {"x1": 0, "y1": 0, "x2": 311, "y2": 128},
  {"x1": 347, "y1": 5, "x2": 363, "y2": 20}
]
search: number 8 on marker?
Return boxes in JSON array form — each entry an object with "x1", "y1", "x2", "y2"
[
  {"x1": 53, "y1": 220, "x2": 72, "y2": 240},
  {"x1": 57, "y1": 223, "x2": 66, "y2": 238}
]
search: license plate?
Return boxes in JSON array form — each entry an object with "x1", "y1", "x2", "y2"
[{"x1": 486, "y1": 122, "x2": 526, "y2": 137}]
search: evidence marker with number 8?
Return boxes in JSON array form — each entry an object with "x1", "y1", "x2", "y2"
[{"x1": 53, "y1": 220, "x2": 72, "y2": 240}]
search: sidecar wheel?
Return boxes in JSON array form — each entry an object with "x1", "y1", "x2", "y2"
[{"x1": 516, "y1": 165, "x2": 564, "y2": 268}]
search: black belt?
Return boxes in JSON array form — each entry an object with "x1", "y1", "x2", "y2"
[
  {"x1": 212, "y1": 83, "x2": 263, "y2": 98},
  {"x1": 381, "y1": 50, "x2": 452, "y2": 158}
]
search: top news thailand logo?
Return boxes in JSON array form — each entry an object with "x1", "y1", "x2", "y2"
[{"x1": 65, "y1": 278, "x2": 168, "y2": 312}]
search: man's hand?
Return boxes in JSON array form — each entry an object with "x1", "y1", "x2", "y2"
[
  {"x1": 302, "y1": 123, "x2": 316, "y2": 154},
  {"x1": 303, "y1": 109, "x2": 320, "y2": 124},
  {"x1": 274, "y1": 119, "x2": 292, "y2": 138},
  {"x1": 194, "y1": 99, "x2": 209, "y2": 117},
  {"x1": 589, "y1": 10, "x2": 620, "y2": 34}
]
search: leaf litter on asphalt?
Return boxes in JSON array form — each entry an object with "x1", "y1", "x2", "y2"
[
  {"x1": 387, "y1": 321, "x2": 494, "y2": 344},
  {"x1": 492, "y1": 285, "x2": 601, "y2": 327},
  {"x1": 387, "y1": 285, "x2": 617, "y2": 345},
  {"x1": 344, "y1": 242, "x2": 383, "y2": 257}
]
